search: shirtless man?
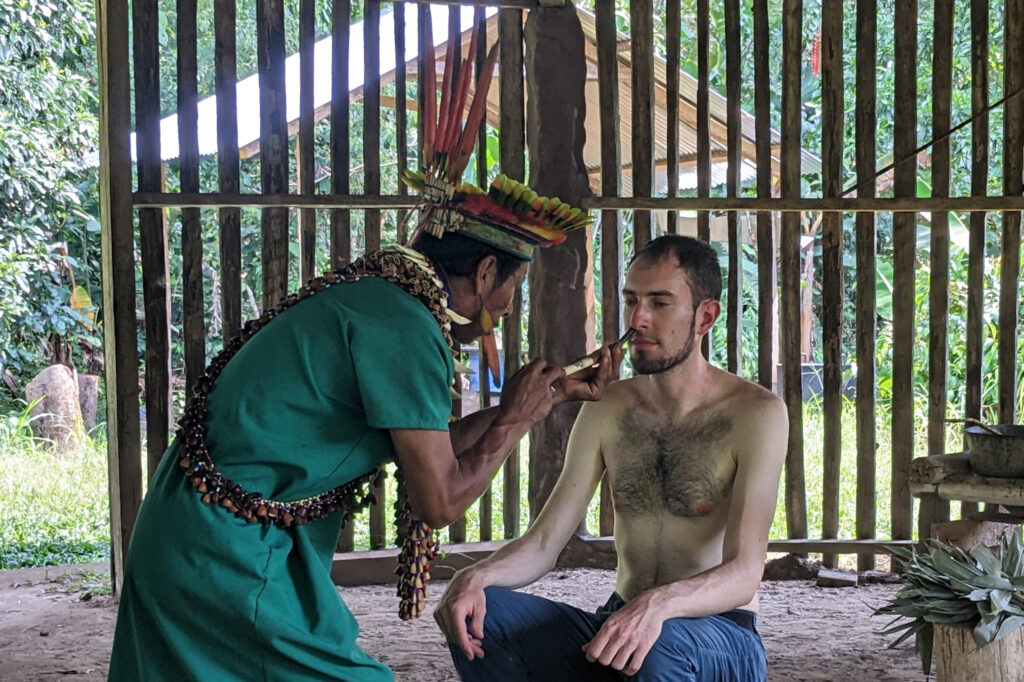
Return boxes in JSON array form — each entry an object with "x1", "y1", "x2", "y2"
[{"x1": 434, "y1": 235, "x2": 788, "y2": 681}]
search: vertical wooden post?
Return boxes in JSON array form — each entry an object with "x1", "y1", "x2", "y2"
[
  {"x1": 364, "y1": 0, "x2": 382, "y2": 258},
  {"x1": 257, "y1": 0, "x2": 289, "y2": 309},
  {"x1": 134, "y1": 0, "x2": 171, "y2": 479},
  {"x1": 630, "y1": 0, "x2": 653, "y2": 250},
  {"x1": 820, "y1": 0, "x2": 843, "y2": 569},
  {"x1": 695, "y1": 0, "x2": 710, "y2": 246},
  {"x1": 179, "y1": 0, "x2": 204, "y2": 398},
  {"x1": 922, "y1": 0, "x2": 954, "y2": 542},
  {"x1": 596, "y1": 0, "x2": 621, "y2": 537},
  {"x1": 395, "y1": 3, "x2": 409, "y2": 245},
  {"x1": 499, "y1": 7, "x2": 525, "y2": 540},
  {"x1": 1000, "y1": 0, "x2": 1023, "y2": 425},
  {"x1": 753, "y1": 0, "x2": 774, "y2": 392},
  {"x1": 780, "y1": 0, "x2": 806, "y2": 543},
  {"x1": 724, "y1": 0, "x2": 741, "y2": 375},
  {"x1": 964, "y1": 1, "x2": 988, "y2": 522},
  {"x1": 525, "y1": 4, "x2": 592, "y2": 521},
  {"x1": 475, "y1": 10, "x2": 493, "y2": 542},
  {"x1": 215, "y1": 0, "x2": 242, "y2": 346},
  {"x1": 333, "y1": 0, "x2": 355, "y2": 553},
  {"x1": 665, "y1": 0, "x2": 680, "y2": 236},
  {"x1": 97, "y1": 0, "x2": 141, "y2": 594},
  {"x1": 331, "y1": 0, "x2": 352, "y2": 270},
  {"x1": 891, "y1": 0, "x2": 917, "y2": 542},
  {"x1": 297, "y1": 0, "x2": 317, "y2": 285}
]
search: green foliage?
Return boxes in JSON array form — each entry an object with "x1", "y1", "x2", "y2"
[
  {"x1": 0, "y1": 0, "x2": 101, "y2": 380},
  {"x1": 0, "y1": 401, "x2": 109, "y2": 569},
  {"x1": 875, "y1": 532, "x2": 1024, "y2": 676}
]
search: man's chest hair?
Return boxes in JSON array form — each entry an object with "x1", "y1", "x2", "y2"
[{"x1": 608, "y1": 410, "x2": 735, "y2": 518}]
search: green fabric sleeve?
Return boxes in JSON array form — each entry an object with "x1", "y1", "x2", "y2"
[{"x1": 349, "y1": 292, "x2": 454, "y2": 432}]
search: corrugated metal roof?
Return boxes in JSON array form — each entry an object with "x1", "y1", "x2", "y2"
[{"x1": 102, "y1": 4, "x2": 820, "y2": 191}]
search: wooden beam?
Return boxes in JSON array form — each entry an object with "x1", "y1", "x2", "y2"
[
  {"x1": 820, "y1": 0, "x2": 843, "y2": 569},
  {"x1": 97, "y1": 0, "x2": 141, "y2": 595},
  {"x1": 891, "y1": 0, "x2": 917, "y2": 542},
  {"x1": 910, "y1": 475, "x2": 1024, "y2": 508},
  {"x1": 257, "y1": 0, "x2": 289, "y2": 309},
  {"x1": 696, "y1": 0, "x2": 710, "y2": 248},
  {"x1": 214, "y1": 0, "x2": 242, "y2": 347},
  {"x1": 178, "y1": 0, "x2": 205, "y2": 398},
  {"x1": 499, "y1": 7, "x2": 525, "y2": 540},
  {"x1": 331, "y1": 0, "x2": 352, "y2": 270},
  {"x1": 394, "y1": 3, "x2": 409, "y2": 245},
  {"x1": 724, "y1": 0, "x2": 741, "y2": 374},
  {"x1": 133, "y1": 0, "x2": 172, "y2": 479},
  {"x1": 630, "y1": 0, "x2": 654, "y2": 249},
  {"x1": 1000, "y1": 0, "x2": 1023, "y2": 424},
  {"x1": 753, "y1": 0, "x2": 774, "y2": 392},
  {"x1": 364, "y1": 0, "x2": 382, "y2": 261},
  {"x1": 780, "y1": 0, "x2": 806, "y2": 543},
  {"x1": 297, "y1": 0, "x2": 317, "y2": 284},
  {"x1": 855, "y1": 0, "x2": 878, "y2": 575},
  {"x1": 922, "y1": 0, "x2": 954, "y2": 543},
  {"x1": 665, "y1": 0, "x2": 680, "y2": 235},
  {"x1": 596, "y1": 0, "x2": 621, "y2": 537}
]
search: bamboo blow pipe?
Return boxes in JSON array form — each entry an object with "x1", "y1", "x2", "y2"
[{"x1": 562, "y1": 328, "x2": 637, "y2": 376}]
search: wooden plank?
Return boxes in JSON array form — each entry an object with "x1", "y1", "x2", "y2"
[
  {"x1": 332, "y1": 0, "x2": 352, "y2": 268},
  {"x1": 215, "y1": 0, "x2": 242, "y2": 346},
  {"x1": 596, "y1": 0, "x2": 621, "y2": 537},
  {"x1": 446, "y1": 3, "x2": 467, "y2": 545},
  {"x1": 97, "y1": 0, "x2": 141, "y2": 593},
  {"x1": 394, "y1": 2, "x2": 409, "y2": 245},
  {"x1": 178, "y1": 0, "x2": 204, "y2": 399},
  {"x1": 474, "y1": 9, "x2": 492, "y2": 542},
  {"x1": 890, "y1": 0, "x2": 917, "y2": 542},
  {"x1": 725, "y1": 0, "x2": 741, "y2": 375},
  {"x1": 131, "y1": 192, "x2": 1024, "y2": 213},
  {"x1": 820, "y1": 0, "x2": 843, "y2": 569},
  {"x1": 965, "y1": 1, "x2": 988, "y2": 514},
  {"x1": 258, "y1": 0, "x2": 289, "y2": 309},
  {"x1": 695, "y1": 0, "x2": 710, "y2": 245},
  {"x1": 630, "y1": 0, "x2": 654, "y2": 250},
  {"x1": 909, "y1": 453, "x2": 972, "y2": 485},
  {"x1": 780, "y1": 0, "x2": 806, "y2": 542},
  {"x1": 922, "y1": 0, "x2": 954, "y2": 542},
  {"x1": 298, "y1": 0, "x2": 316, "y2": 284},
  {"x1": 499, "y1": 7, "x2": 524, "y2": 540},
  {"x1": 753, "y1": 0, "x2": 773, "y2": 391},
  {"x1": 133, "y1": 0, "x2": 171, "y2": 478},
  {"x1": 364, "y1": 0, "x2": 382, "y2": 256},
  {"x1": 665, "y1": 0, "x2": 680, "y2": 235},
  {"x1": 1000, "y1": 0, "x2": 1023, "y2": 424},
  {"x1": 910, "y1": 475, "x2": 1024, "y2": 509}
]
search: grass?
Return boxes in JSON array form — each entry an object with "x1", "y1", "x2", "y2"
[
  {"x1": 0, "y1": 405, "x2": 110, "y2": 570},
  {"x1": 0, "y1": 397, "x2": 968, "y2": 570}
]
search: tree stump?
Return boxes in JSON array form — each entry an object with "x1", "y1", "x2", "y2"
[
  {"x1": 77, "y1": 373, "x2": 99, "y2": 431},
  {"x1": 934, "y1": 623, "x2": 1024, "y2": 681},
  {"x1": 25, "y1": 364, "x2": 82, "y2": 452}
]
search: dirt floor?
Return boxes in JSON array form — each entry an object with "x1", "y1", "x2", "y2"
[{"x1": 0, "y1": 563, "x2": 925, "y2": 681}]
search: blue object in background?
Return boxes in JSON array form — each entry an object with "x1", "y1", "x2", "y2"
[{"x1": 464, "y1": 347, "x2": 505, "y2": 393}]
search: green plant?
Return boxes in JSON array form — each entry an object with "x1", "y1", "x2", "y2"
[{"x1": 874, "y1": 533, "x2": 1024, "y2": 676}]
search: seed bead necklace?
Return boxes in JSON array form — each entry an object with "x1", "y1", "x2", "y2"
[{"x1": 176, "y1": 245, "x2": 455, "y2": 620}]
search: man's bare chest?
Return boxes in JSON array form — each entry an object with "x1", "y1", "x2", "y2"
[{"x1": 605, "y1": 411, "x2": 736, "y2": 519}]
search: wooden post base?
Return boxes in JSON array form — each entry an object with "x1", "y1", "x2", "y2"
[{"x1": 935, "y1": 623, "x2": 1024, "y2": 681}]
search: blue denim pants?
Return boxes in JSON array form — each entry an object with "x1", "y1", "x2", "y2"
[{"x1": 449, "y1": 587, "x2": 767, "y2": 681}]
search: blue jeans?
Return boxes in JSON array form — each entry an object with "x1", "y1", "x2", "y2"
[{"x1": 449, "y1": 587, "x2": 767, "y2": 681}]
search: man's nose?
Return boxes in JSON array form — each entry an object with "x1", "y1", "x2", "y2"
[{"x1": 628, "y1": 305, "x2": 650, "y2": 330}]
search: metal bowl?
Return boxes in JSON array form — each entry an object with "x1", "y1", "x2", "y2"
[{"x1": 966, "y1": 424, "x2": 1024, "y2": 478}]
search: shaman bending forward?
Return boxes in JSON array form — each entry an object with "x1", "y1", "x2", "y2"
[{"x1": 436, "y1": 235, "x2": 789, "y2": 682}]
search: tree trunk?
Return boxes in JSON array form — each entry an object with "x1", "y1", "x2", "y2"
[
  {"x1": 524, "y1": 6, "x2": 594, "y2": 522},
  {"x1": 935, "y1": 623, "x2": 1024, "y2": 682}
]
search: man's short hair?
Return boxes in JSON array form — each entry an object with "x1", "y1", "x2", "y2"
[
  {"x1": 415, "y1": 231, "x2": 525, "y2": 287},
  {"x1": 631, "y1": 235, "x2": 722, "y2": 304}
]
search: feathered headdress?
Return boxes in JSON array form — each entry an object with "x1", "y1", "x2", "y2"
[{"x1": 401, "y1": 12, "x2": 591, "y2": 263}]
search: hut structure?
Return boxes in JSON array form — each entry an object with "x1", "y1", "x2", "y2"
[{"x1": 96, "y1": 0, "x2": 1022, "y2": 597}]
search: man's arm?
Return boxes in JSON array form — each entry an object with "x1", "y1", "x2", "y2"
[
  {"x1": 584, "y1": 394, "x2": 788, "y2": 675},
  {"x1": 433, "y1": 397, "x2": 615, "y2": 660}
]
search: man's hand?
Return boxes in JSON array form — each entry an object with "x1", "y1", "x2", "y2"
[
  {"x1": 553, "y1": 344, "x2": 624, "y2": 404},
  {"x1": 495, "y1": 359, "x2": 565, "y2": 427},
  {"x1": 582, "y1": 591, "x2": 664, "y2": 676},
  {"x1": 434, "y1": 571, "x2": 488, "y2": 661}
]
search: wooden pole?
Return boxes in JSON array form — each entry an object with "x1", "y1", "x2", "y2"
[
  {"x1": 97, "y1": 0, "x2": 141, "y2": 594},
  {"x1": 215, "y1": 0, "x2": 242, "y2": 346},
  {"x1": 499, "y1": 7, "x2": 525, "y2": 540},
  {"x1": 630, "y1": 0, "x2": 654, "y2": 250},
  {"x1": 724, "y1": 0, "x2": 741, "y2": 375},
  {"x1": 298, "y1": 0, "x2": 317, "y2": 285},
  {"x1": 331, "y1": 0, "x2": 352, "y2": 270},
  {"x1": 665, "y1": 0, "x2": 680, "y2": 235},
  {"x1": 753, "y1": 0, "x2": 774, "y2": 392}
]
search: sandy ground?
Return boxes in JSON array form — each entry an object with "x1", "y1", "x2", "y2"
[{"x1": 0, "y1": 563, "x2": 925, "y2": 681}]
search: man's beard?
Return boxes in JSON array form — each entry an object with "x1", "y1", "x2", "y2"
[{"x1": 631, "y1": 316, "x2": 697, "y2": 375}]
